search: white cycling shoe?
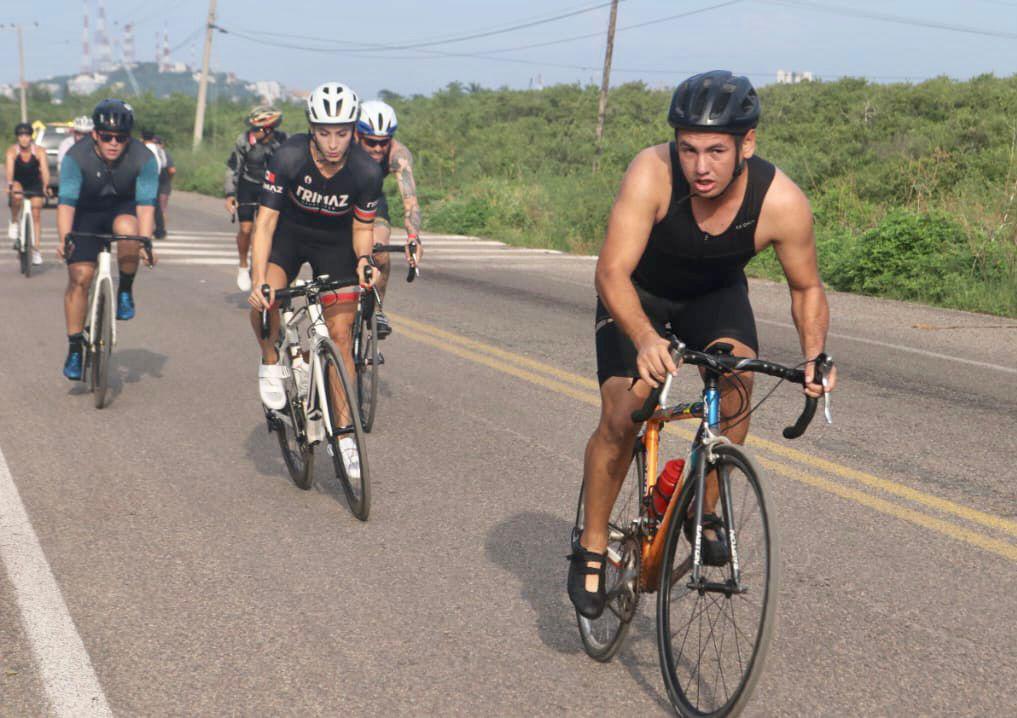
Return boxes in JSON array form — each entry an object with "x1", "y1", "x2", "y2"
[
  {"x1": 237, "y1": 267, "x2": 252, "y2": 292},
  {"x1": 7, "y1": 224, "x2": 18, "y2": 242},
  {"x1": 32, "y1": 249, "x2": 43, "y2": 265},
  {"x1": 259, "y1": 362, "x2": 290, "y2": 410},
  {"x1": 338, "y1": 437, "x2": 361, "y2": 480}
]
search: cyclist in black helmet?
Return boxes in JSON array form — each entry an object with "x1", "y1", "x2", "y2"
[
  {"x1": 57, "y1": 98, "x2": 158, "y2": 381},
  {"x1": 568, "y1": 70, "x2": 838, "y2": 619}
]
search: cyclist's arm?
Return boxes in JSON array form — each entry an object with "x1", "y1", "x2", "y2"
[
  {"x1": 353, "y1": 167, "x2": 382, "y2": 283},
  {"x1": 37, "y1": 146, "x2": 51, "y2": 190},
  {"x1": 765, "y1": 175, "x2": 834, "y2": 392},
  {"x1": 4, "y1": 147, "x2": 13, "y2": 191},
  {"x1": 595, "y1": 147, "x2": 668, "y2": 350},
  {"x1": 224, "y1": 138, "x2": 245, "y2": 196},
  {"x1": 390, "y1": 141, "x2": 421, "y2": 238},
  {"x1": 56, "y1": 154, "x2": 83, "y2": 253},
  {"x1": 134, "y1": 155, "x2": 159, "y2": 239},
  {"x1": 250, "y1": 205, "x2": 279, "y2": 289}
]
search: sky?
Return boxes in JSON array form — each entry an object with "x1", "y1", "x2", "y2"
[{"x1": 4, "y1": 0, "x2": 1017, "y2": 98}]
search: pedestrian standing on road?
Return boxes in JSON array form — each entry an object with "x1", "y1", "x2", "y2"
[
  {"x1": 226, "y1": 106, "x2": 286, "y2": 292},
  {"x1": 155, "y1": 136, "x2": 175, "y2": 239}
]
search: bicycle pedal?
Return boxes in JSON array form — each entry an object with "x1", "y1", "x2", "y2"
[{"x1": 367, "y1": 352, "x2": 385, "y2": 366}]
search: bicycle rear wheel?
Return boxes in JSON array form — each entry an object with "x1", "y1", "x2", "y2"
[
  {"x1": 656, "y1": 444, "x2": 777, "y2": 717},
  {"x1": 92, "y1": 284, "x2": 114, "y2": 409},
  {"x1": 355, "y1": 297, "x2": 379, "y2": 433},
  {"x1": 572, "y1": 442, "x2": 644, "y2": 662},
  {"x1": 19, "y1": 215, "x2": 32, "y2": 277},
  {"x1": 274, "y1": 365, "x2": 314, "y2": 490},
  {"x1": 319, "y1": 339, "x2": 371, "y2": 520}
]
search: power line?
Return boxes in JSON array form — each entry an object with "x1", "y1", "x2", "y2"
[{"x1": 759, "y1": 0, "x2": 1017, "y2": 40}]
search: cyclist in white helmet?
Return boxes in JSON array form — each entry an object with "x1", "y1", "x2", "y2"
[
  {"x1": 247, "y1": 82, "x2": 383, "y2": 480},
  {"x1": 355, "y1": 100, "x2": 424, "y2": 339},
  {"x1": 57, "y1": 116, "x2": 93, "y2": 172}
]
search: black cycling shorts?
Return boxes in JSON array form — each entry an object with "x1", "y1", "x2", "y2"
[
  {"x1": 236, "y1": 178, "x2": 261, "y2": 223},
  {"x1": 595, "y1": 278, "x2": 759, "y2": 385},
  {"x1": 67, "y1": 201, "x2": 138, "y2": 264},
  {"x1": 375, "y1": 193, "x2": 391, "y2": 226},
  {"x1": 12, "y1": 179, "x2": 44, "y2": 198},
  {"x1": 268, "y1": 217, "x2": 357, "y2": 285}
]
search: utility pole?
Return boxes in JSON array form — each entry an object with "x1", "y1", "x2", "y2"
[
  {"x1": 16, "y1": 24, "x2": 27, "y2": 123},
  {"x1": 193, "y1": 0, "x2": 218, "y2": 150},
  {"x1": 593, "y1": 0, "x2": 619, "y2": 171}
]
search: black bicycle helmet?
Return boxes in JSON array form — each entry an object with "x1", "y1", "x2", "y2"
[
  {"x1": 92, "y1": 99, "x2": 135, "y2": 133},
  {"x1": 668, "y1": 70, "x2": 759, "y2": 133},
  {"x1": 14, "y1": 122, "x2": 32, "y2": 136}
]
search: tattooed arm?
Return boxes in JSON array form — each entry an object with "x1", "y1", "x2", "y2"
[{"x1": 390, "y1": 141, "x2": 423, "y2": 262}]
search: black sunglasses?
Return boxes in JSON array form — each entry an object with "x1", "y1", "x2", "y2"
[
  {"x1": 362, "y1": 136, "x2": 391, "y2": 148},
  {"x1": 98, "y1": 132, "x2": 129, "y2": 144}
]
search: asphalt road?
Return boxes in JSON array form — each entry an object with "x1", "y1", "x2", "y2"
[{"x1": 1, "y1": 189, "x2": 1015, "y2": 717}]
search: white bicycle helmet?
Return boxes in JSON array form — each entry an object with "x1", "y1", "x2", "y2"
[
  {"x1": 72, "y1": 115, "x2": 94, "y2": 132},
  {"x1": 356, "y1": 100, "x2": 398, "y2": 137},
  {"x1": 306, "y1": 82, "x2": 360, "y2": 125}
]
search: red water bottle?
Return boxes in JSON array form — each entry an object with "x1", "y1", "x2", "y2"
[{"x1": 652, "y1": 459, "x2": 685, "y2": 519}]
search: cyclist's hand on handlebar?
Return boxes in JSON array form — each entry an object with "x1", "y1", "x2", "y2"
[
  {"x1": 803, "y1": 359, "x2": 837, "y2": 398},
  {"x1": 357, "y1": 257, "x2": 378, "y2": 289},
  {"x1": 405, "y1": 235, "x2": 422, "y2": 265},
  {"x1": 225, "y1": 196, "x2": 238, "y2": 215},
  {"x1": 141, "y1": 243, "x2": 157, "y2": 267},
  {"x1": 634, "y1": 330, "x2": 678, "y2": 388},
  {"x1": 56, "y1": 237, "x2": 68, "y2": 260},
  {"x1": 249, "y1": 281, "x2": 274, "y2": 311}
]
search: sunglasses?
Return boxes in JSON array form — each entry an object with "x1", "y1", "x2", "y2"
[
  {"x1": 362, "y1": 137, "x2": 391, "y2": 148},
  {"x1": 97, "y1": 132, "x2": 129, "y2": 144}
]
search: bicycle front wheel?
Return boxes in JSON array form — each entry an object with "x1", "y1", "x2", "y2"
[
  {"x1": 92, "y1": 283, "x2": 114, "y2": 409},
  {"x1": 656, "y1": 444, "x2": 778, "y2": 717},
  {"x1": 319, "y1": 340, "x2": 371, "y2": 520},
  {"x1": 275, "y1": 363, "x2": 314, "y2": 490},
  {"x1": 355, "y1": 299, "x2": 379, "y2": 433},
  {"x1": 572, "y1": 442, "x2": 644, "y2": 662},
  {"x1": 20, "y1": 215, "x2": 32, "y2": 278}
]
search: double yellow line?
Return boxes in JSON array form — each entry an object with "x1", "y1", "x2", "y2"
[{"x1": 391, "y1": 312, "x2": 1017, "y2": 562}]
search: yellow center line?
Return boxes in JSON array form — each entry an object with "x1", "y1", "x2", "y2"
[{"x1": 392, "y1": 311, "x2": 1017, "y2": 540}]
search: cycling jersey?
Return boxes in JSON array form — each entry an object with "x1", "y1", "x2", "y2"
[
  {"x1": 12, "y1": 147, "x2": 43, "y2": 192},
  {"x1": 260, "y1": 135, "x2": 382, "y2": 232},
  {"x1": 224, "y1": 130, "x2": 287, "y2": 196},
  {"x1": 58, "y1": 137, "x2": 159, "y2": 211},
  {"x1": 632, "y1": 146, "x2": 776, "y2": 300}
]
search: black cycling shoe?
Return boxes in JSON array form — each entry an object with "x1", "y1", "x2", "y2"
[
  {"x1": 567, "y1": 534, "x2": 607, "y2": 619},
  {"x1": 375, "y1": 310, "x2": 392, "y2": 340},
  {"x1": 683, "y1": 512, "x2": 730, "y2": 567}
]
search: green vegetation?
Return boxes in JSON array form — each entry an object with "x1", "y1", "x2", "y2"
[{"x1": 3, "y1": 75, "x2": 1016, "y2": 316}]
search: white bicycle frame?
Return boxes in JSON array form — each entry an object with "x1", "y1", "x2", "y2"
[
  {"x1": 84, "y1": 245, "x2": 117, "y2": 351},
  {"x1": 14, "y1": 193, "x2": 34, "y2": 253},
  {"x1": 278, "y1": 284, "x2": 361, "y2": 443}
]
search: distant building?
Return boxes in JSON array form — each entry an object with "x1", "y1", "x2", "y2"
[
  {"x1": 68, "y1": 72, "x2": 109, "y2": 96},
  {"x1": 776, "y1": 70, "x2": 814, "y2": 84},
  {"x1": 248, "y1": 80, "x2": 282, "y2": 104}
]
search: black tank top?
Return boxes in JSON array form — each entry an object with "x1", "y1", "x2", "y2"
[
  {"x1": 13, "y1": 147, "x2": 42, "y2": 185},
  {"x1": 632, "y1": 144, "x2": 776, "y2": 300}
]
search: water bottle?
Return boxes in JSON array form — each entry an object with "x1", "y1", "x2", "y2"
[{"x1": 652, "y1": 459, "x2": 686, "y2": 519}]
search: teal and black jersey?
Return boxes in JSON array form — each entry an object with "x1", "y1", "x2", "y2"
[{"x1": 58, "y1": 137, "x2": 159, "y2": 211}]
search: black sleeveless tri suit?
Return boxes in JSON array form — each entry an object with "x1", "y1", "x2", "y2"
[{"x1": 595, "y1": 143, "x2": 777, "y2": 385}]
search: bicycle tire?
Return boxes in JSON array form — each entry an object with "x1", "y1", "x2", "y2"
[
  {"x1": 20, "y1": 214, "x2": 32, "y2": 278},
  {"x1": 356, "y1": 299, "x2": 379, "y2": 433},
  {"x1": 656, "y1": 444, "x2": 778, "y2": 718},
  {"x1": 319, "y1": 339, "x2": 371, "y2": 520},
  {"x1": 275, "y1": 360, "x2": 314, "y2": 490},
  {"x1": 93, "y1": 283, "x2": 113, "y2": 409},
  {"x1": 572, "y1": 443, "x2": 644, "y2": 662}
]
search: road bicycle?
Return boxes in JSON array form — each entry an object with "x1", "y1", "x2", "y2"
[
  {"x1": 259, "y1": 273, "x2": 372, "y2": 520},
  {"x1": 10, "y1": 188, "x2": 44, "y2": 277},
  {"x1": 572, "y1": 338, "x2": 833, "y2": 717},
  {"x1": 65, "y1": 232, "x2": 153, "y2": 409},
  {"x1": 354, "y1": 239, "x2": 419, "y2": 432}
]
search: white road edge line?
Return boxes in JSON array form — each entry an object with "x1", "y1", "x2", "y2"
[
  {"x1": 0, "y1": 445, "x2": 113, "y2": 717},
  {"x1": 755, "y1": 318, "x2": 1017, "y2": 374}
]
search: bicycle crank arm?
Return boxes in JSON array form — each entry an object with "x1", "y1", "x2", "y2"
[{"x1": 686, "y1": 578, "x2": 748, "y2": 597}]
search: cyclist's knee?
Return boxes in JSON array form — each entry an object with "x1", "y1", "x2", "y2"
[
  {"x1": 67, "y1": 266, "x2": 93, "y2": 290},
  {"x1": 595, "y1": 411, "x2": 638, "y2": 446}
]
